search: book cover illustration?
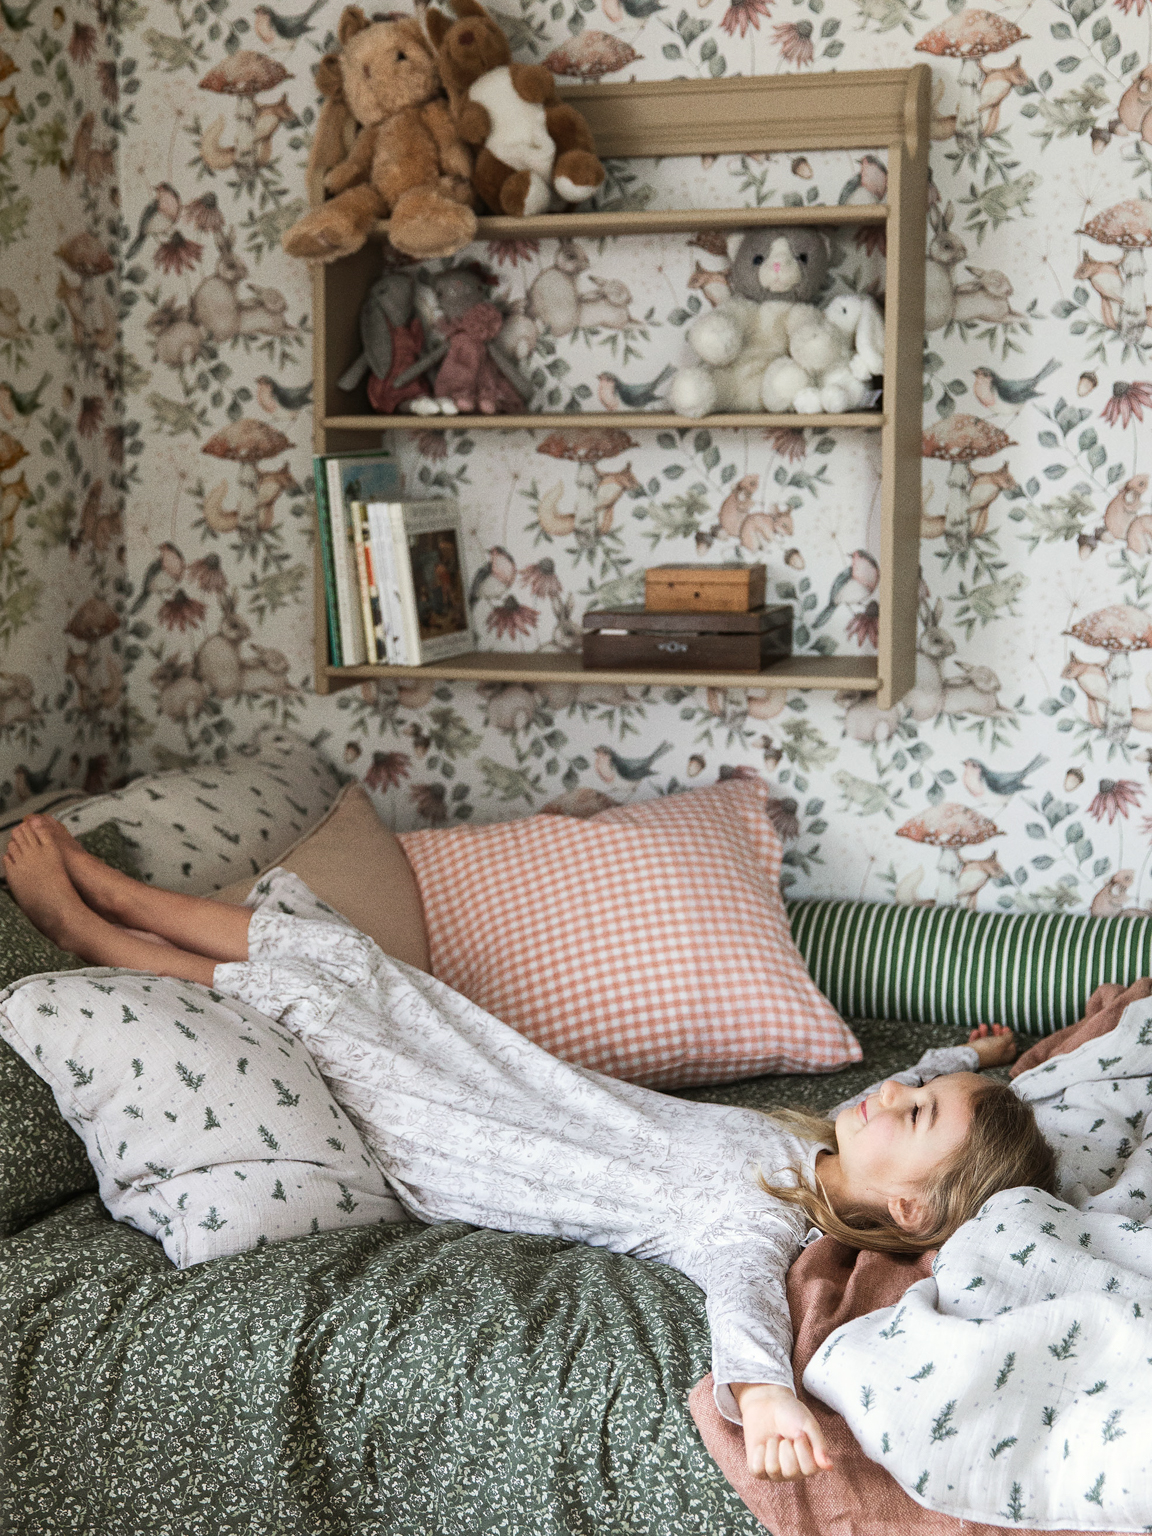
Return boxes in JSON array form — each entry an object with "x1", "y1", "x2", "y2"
[{"x1": 409, "y1": 527, "x2": 468, "y2": 646}]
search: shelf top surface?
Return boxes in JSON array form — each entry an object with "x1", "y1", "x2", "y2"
[
  {"x1": 325, "y1": 652, "x2": 880, "y2": 691},
  {"x1": 323, "y1": 411, "x2": 886, "y2": 434}
]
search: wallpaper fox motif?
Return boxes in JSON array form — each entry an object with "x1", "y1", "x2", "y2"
[{"x1": 2, "y1": 0, "x2": 1152, "y2": 918}]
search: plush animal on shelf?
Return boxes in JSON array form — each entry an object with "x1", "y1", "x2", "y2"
[
  {"x1": 760, "y1": 291, "x2": 886, "y2": 414},
  {"x1": 337, "y1": 270, "x2": 433, "y2": 415},
  {"x1": 425, "y1": 0, "x2": 604, "y2": 218},
  {"x1": 668, "y1": 228, "x2": 831, "y2": 418},
  {"x1": 396, "y1": 264, "x2": 531, "y2": 415},
  {"x1": 282, "y1": 6, "x2": 477, "y2": 264}
]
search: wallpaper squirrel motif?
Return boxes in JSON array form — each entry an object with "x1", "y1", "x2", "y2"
[{"x1": 2, "y1": 0, "x2": 1152, "y2": 918}]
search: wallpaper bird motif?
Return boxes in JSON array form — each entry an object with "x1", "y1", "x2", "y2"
[{"x1": 2, "y1": 0, "x2": 1152, "y2": 920}]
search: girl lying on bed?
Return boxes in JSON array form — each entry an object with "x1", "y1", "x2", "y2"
[{"x1": 5, "y1": 815, "x2": 1056, "y2": 1489}]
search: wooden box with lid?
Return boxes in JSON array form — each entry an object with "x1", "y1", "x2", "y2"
[
  {"x1": 583, "y1": 605, "x2": 791, "y2": 673},
  {"x1": 645, "y1": 563, "x2": 766, "y2": 614}
]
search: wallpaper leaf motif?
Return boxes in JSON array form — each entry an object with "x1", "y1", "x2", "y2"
[{"x1": 2, "y1": 0, "x2": 1152, "y2": 917}]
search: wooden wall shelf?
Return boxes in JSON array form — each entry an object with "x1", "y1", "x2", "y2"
[
  {"x1": 310, "y1": 67, "x2": 930, "y2": 711},
  {"x1": 324, "y1": 653, "x2": 879, "y2": 691},
  {"x1": 323, "y1": 412, "x2": 886, "y2": 435}
]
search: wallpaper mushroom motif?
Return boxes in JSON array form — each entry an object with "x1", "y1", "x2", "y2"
[{"x1": 3, "y1": 0, "x2": 1152, "y2": 917}]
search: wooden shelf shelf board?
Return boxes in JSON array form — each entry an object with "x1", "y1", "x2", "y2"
[
  {"x1": 371, "y1": 203, "x2": 888, "y2": 244},
  {"x1": 324, "y1": 652, "x2": 879, "y2": 691},
  {"x1": 322, "y1": 412, "x2": 886, "y2": 434}
]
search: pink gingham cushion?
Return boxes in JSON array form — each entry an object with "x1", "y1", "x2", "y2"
[{"x1": 398, "y1": 778, "x2": 860, "y2": 1088}]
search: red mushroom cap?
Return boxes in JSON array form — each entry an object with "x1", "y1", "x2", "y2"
[
  {"x1": 1065, "y1": 605, "x2": 1152, "y2": 652},
  {"x1": 543, "y1": 32, "x2": 642, "y2": 80},
  {"x1": 915, "y1": 10, "x2": 1028, "y2": 58},
  {"x1": 199, "y1": 51, "x2": 292, "y2": 95},
  {"x1": 896, "y1": 802, "x2": 1002, "y2": 847},
  {"x1": 536, "y1": 426, "x2": 638, "y2": 463},
  {"x1": 922, "y1": 414, "x2": 1016, "y2": 463},
  {"x1": 65, "y1": 596, "x2": 120, "y2": 643},
  {"x1": 1078, "y1": 200, "x2": 1152, "y2": 250},
  {"x1": 202, "y1": 418, "x2": 295, "y2": 462},
  {"x1": 56, "y1": 231, "x2": 115, "y2": 277}
]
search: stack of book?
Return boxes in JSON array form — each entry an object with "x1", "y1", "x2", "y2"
[{"x1": 314, "y1": 450, "x2": 475, "y2": 668}]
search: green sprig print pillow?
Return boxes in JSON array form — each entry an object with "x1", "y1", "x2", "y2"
[
  {"x1": 0, "y1": 820, "x2": 143, "y2": 1237},
  {"x1": 0, "y1": 968, "x2": 405, "y2": 1266}
]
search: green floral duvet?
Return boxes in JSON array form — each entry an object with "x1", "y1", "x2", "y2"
[{"x1": 0, "y1": 1021, "x2": 976, "y2": 1536}]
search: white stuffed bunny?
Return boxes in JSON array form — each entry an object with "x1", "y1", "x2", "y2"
[
  {"x1": 760, "y1": 293, "x2": 885, "y2": 414},
  {"x1": 824, "y1": 292, "x2": 885, "y2": 381}
]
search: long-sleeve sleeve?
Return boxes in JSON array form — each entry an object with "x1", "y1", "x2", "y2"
[{"x1": 829, "y1": 1044, "x2": 980, "y2": 1118}]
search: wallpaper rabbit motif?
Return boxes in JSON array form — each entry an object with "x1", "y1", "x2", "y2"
[{"x1": 2, "y1": 0, "x2": 1152, "y2": 918}]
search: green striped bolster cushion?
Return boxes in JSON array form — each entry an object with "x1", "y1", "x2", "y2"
[{"x1": 785, "y1": 899, "x2": 1152, "y2": 1038}]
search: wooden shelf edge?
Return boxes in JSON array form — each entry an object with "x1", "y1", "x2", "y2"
[
  {"x1": 370, "y1": 203, "x2": 888, "y2": 244},
  {"x1": 322, "y1": 653, "x2": 880, "y2": 692},
  {"x1": 322, "y1": 411, "x2": 886, "y2": 434}
]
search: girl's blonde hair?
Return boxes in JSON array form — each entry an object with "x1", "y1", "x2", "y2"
[{"x1": 759, "y1": 1081, "x2": 1057, "y2": 1255}]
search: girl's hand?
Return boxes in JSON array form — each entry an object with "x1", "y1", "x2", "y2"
[
  {"x1": 968, "y1": 1022, "x2": 1017, "y2": 1066},
  {"x1": 730, "y1": 1382, "x2": 833, "y2": 1481}
]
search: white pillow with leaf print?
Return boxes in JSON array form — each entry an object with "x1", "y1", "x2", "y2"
[{"x1": 0, "y1": 967, "x2": 406, "y2": 1268}]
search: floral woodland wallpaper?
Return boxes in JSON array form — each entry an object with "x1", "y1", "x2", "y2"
[{"x1": 3, "y1": 0, "x2": 1152, "y2": 919}]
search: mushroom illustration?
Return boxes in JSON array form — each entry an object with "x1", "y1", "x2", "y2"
[
  {"x1": 543, "y1": 32, "x2": 642, "y2": 82},
  {"x1": 915, "y1": 10, "x2": 1028, "y2": 154},
  {"x1": 896, "y1": 802, "x2": 1002, "y2": 906},
  {"x1": 56, "y1": 232, "x2": 116, "y2": 350},
  {"x1": 199, "y1": 52, "x2": 292, "y2": 179},
  {"x1": 201, "y1": 418, "x2": 294, "y2": 532},
  {"x1": 1065, "y1": 604, "x2": 1152, "y2": 745},
  {"x1": 921, "y1": 414, "x2": 1016, "y2": 553},
  {"x1": 64, "y1": 596, "x2": 122, "y2": 715},
  {"x1": 1079, "y1": 200, "x2": 1152, "y2": 346},
  {"x1": 536, "y1": 427, "x2": 638, "y2": 548}
]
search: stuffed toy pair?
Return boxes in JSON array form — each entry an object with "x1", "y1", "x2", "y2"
[
  {"x1": 669, "y1": 229, "x2": 885, "y2": 417},
  {"x1": 426, "y1": 0, "x2": 604, "y2": 217}
]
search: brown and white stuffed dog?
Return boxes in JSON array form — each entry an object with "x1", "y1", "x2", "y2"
[{"x1": 426, "y1": 0, "x2": 604, "y2": 218}]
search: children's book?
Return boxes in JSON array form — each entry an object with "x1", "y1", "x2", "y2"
[
  {"x1": 365, "y1": 499, "x2": 474, "y2": 666},
  {"x1": 312, "y1": 459, "x2": 343, "y2": 665},
  {"x1": 315, "y1": 451, "x2": 401, "y2": 665},
  {"x1": 349, "y1": 500, "x2": 386, "y2": 664}
]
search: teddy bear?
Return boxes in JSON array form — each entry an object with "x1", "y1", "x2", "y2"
[
  {"x1": 668, "y1": 227, "x2": 831, "y2": 419},
  {"x1": 282, "y1": 6, "x2": 477, "y2": 264},
  {"x1": 760, "y1": 291, "x2": 885, "y2": 414},
  {"x1": 425, "y1": 0, "x2": 604, "y2": 218}
]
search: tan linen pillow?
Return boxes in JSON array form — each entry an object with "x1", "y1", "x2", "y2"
[{"x1": 213, "y1": 783, "x2": 430, "y2": 971}]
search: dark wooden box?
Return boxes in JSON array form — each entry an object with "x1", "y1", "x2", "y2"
[{"x1": 582, "y1": 605, "x2": 792, "y2": 673}]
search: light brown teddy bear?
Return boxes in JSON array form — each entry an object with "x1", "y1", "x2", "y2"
[
  {"x1": 282, "y1": 6, "x2": 477, "y2": 263},
  {"x1": 426, "y1": 0, "x2": 603, "y2": 219}
]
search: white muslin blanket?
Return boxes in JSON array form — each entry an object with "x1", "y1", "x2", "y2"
[{"x1": 804, "y1": 1002, "x2": 1152, "y2": 1532}]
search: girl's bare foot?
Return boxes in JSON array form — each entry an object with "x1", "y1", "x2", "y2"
[
  {"x1": 19, "y1": 814, "x2": 136, "y2": 924},
  {"x1": 3, "y1": 820, "x2": 218, "y2": 985},
  {"x1": 968, "y1": 1022, "x2": 1017, "y2": 1066}
]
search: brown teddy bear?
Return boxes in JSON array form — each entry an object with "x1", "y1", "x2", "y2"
[
  {"x1": 425, "y1": 0, "x2": 604, "y2": 218},
  {"x1": 282, "y1": 6, "x2": 477, "y2": 263}
]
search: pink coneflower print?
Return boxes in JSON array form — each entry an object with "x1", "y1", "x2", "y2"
[
  {"x1": 765, "y1": 794, "x2": 800, "y2": 841},
  {"x1": 766, "y1": 427, "x2": 806, "y2": 461},
  {"x1": 487, "y1": 238, "x2": 540, "y2": 266},
  {"x1": 520, "y1": 558, "x2": 563, "y2": 600},
  {"x1": 364, "y1": 750, "x2": 411, "y2": 792},
  {"x1": 157, "y1": 590, "x2": 207, "y2": 632},
  {"x1": 103, "y1": 423, "x2": 125, "y2": 465},
  {"x1": 1101, "y1": 381, "x2": 1152, "y2": 428},
  {"x1": 68, "y1": 22, "x2": 98, "y2": 63},
  {"x1": 720, "y1": 0, "x2": 771, "y2": 36},
  {"x1": 184, "y1": 193, "x2": 226, "y2": 234},
  {"x1": 77, "y1": 396, "x2": 105, "y2": 438},
  {"x1": 1089, "y1": 778, "x2": 1143, "y2": 824},
  {"x1": 487, "y1": 595, "x2": 539, "y2": 639},
  {"x1": 188, "y1": 553, "x2": 228, "y2": 593},
  {"x1": 846, "y1": 601, "x2": 880, "y2": 650},
  {"x1": 414, "y1": 430, "x2": 448, "y2": 460},
  {"x1": 1114, "y1": 0, "x2": 1146, "y2": 15},
  {"x1": 410, "y1": 780, "x2": 448, "y2": 824},
  {"x1": 154, "y1": 232, "x2": 203, "y2": 276},
  {"x1": 96, "y1": 60, "x2": 118, "y2": 102},
  {"x1": 772, "y1": 19, "x2": 814, "y2": 64}
]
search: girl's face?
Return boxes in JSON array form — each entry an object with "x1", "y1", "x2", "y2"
[{"x1": 832, "y1": 1073, "x2": 981, "y2": 1228}]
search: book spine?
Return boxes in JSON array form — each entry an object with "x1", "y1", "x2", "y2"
[
  {"x1": 368, "y1": 504, "x2": 405, "y2": 665},
  {"x1": 390, "y1": 506, "x2": 424, "y2": 666},
  {"x1": 312, "y1": 457, "x2": 342, "y2": 665},
  {"x1": 325, "y1": 460, "x2": 367, "y2": 666},
  {"x1": 349, "y1": 500, "x2": 381, "y2": 664}
]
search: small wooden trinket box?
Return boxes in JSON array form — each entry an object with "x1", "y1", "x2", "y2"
[
  {"x1": 645, "y1": 563, "x2": 767, "y2": 614},
  {"x1": 583, "y1": 605, "x2": 792, "y2": 673}
]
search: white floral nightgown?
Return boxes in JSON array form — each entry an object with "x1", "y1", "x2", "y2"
[{"x1": 213, "y1": 868, "x2": 977, "y2": 1422}]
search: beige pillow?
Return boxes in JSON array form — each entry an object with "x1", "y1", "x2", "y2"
[{"x1": 213, "y1": 783, "x2": 430, "y2": 971}]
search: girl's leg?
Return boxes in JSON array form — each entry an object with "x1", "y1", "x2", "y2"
[
  {"x1": 3, "y1": 823, "x2": 244, "y2": 986},
  {"x1": 20, "y1": 814, "x2": 251, "y2": 963}
]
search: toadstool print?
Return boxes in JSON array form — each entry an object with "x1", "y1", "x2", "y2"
[
  {"x1": 199, "y1": 52, "x2": 292, "y2": 180},
  {"x1": 55, "y1": 231, "x2": 117, "y2": 351},
  {"x1": 543, "y1": 32, "x2": 642, "y2": 81},
  {"x1": 536, "y1": 427, "x2": 639, "y2": 548},
  {"x1": 921, "y1": 414, "x2": 1016, "y2": 553},
  {"x1": 201, "y1": 418, "x2": 294, "y2": 533},
  {"x1": 915, "y1": 10, "x2": 1029, "y2": 154},
  {"x1": 1078, "y1": 201, "x2": 1152, "y2": 347},
  {"x1": 1065, "y1": 605, "x2": 1152, "y2": 746},
  {"x1": 896, "y1": 802, "x2": 1002, "y2": 906},
  {"x1": 64, "y1": 596, "x2": 122, "y2": 716}
]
